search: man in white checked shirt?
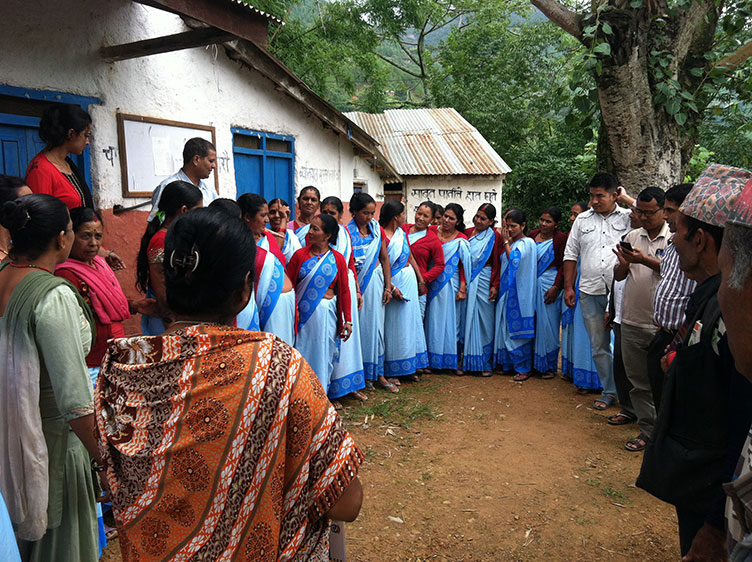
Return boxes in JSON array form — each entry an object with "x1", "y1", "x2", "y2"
[{"x1": 646, "y1": 184, "x2": 697, "y2": 410}]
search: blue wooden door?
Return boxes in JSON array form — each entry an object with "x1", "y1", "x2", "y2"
[
  {"x1": 0, "y1": 114, "x2": 45, "y2": 177},
  {"x1": 232, "y1": 129, "x2": 294, "y2": 204},
  {"x1": 233, "y1": 150, "x2": 263, "y2": 197}
]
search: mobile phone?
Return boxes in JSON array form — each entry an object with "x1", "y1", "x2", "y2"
[{"x1": 619, "y1": 241, "x2": 633, "y2": 252}]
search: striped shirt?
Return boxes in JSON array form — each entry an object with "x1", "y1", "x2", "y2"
[{"x1": 652, "y1": 239, "x2": 697, "y2": 330}]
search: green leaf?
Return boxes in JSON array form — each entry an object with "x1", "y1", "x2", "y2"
[
  {"x1": 593, "y1": 42, "x2": 611, "y2": 55},
  {"x1": 689, "y1": 67, "x2": 704, "y2": 77},
  {"x1": 665, "y1": 98, "x2": 681, "y2": 115},
  {"x1": 680, "y1": 91, "x2": 694, "y2": 101},
  {"x1": 630, "y1": 0, "x2": 642, "y2": 7},
  {"x1": 686, "y1": 101, "x2": 699, "y2": 113},
  {"x1": 675, "y1": 113, "x2": 687, "y2": 126},
  {"x1": 583, "y1": 25, "x2": 597, "y2": 35},
  {"x1": 601, "y1": 22, "x2": 613, "y2": 35}
]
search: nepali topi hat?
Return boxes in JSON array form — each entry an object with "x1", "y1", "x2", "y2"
[
  {"x1": 727, "y1": 178, "x2": 752, "y2": 229},
  {"x1": 680, "y1": 163, "x2": 752, "y2": 227}
]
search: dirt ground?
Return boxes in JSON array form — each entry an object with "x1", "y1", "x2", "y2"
[{"x1": 103, "y1": 374, "x2": 679, "y2": 561}]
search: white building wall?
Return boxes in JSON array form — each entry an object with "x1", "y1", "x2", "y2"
[
  {"x1": 404, "y1": 176, "x2": 504, "y2": 215},
  {"x1": 1, "y1": 0, "x2": 373, "y2": 208}
]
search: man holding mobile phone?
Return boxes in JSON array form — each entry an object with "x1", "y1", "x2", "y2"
[{"x1": 613, "y1": 186, "x2": 669, "y2": 452}]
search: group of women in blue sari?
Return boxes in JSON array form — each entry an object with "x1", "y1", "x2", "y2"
[{"x1": 150, "y1": 187, "x2": 602, "y2": 401}]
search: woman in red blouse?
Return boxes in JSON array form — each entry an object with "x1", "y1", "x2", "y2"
[
  {"x1": 402, "y1": 201, "x2": 445, "y2": 321},
  {"x1": 287, "y1": 214, "x2": 352, "y2": 393},
  {"x1": 25, "y1": 104, "x2": 94, "y2": 210}
]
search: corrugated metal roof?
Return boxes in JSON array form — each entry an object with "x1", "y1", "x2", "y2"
[{"x1": 344, "y1": 108, "x2": 511, "y2": 177}]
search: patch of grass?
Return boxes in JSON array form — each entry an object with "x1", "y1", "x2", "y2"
[
  {"x1": 586, "y1": 478, "x2": 601, "y2": 487},
  {"x1": 341, "y1": 378, "x2": 443, "y2": 429},
  {"x1": 603, "y1": 486, "x2": 631, "y2": 503}
]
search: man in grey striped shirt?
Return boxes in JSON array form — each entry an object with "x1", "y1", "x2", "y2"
[{"x1": 647, "y1": 184, "x2": 697, "y2": 410}]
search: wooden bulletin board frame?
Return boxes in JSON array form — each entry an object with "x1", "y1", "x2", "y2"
[{"x1": 116, "y1": 113, "x2": 219, "y2": 198}]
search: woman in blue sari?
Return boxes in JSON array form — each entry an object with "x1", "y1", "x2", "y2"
[
  {"x1": 561, "y1": 202, "x2": 601, "y2": 390},
  {"x1": 237, "y1": 194, "x2": 296, "y2": 344},
  {"x1": 493, "y1": 209, "x2": 538, "y2": 381},
  {"x1": 321, "y1": 196, "x2": 368, "y2": 406},
  {"x1": 463, "y1": 203, "x2": 502, "y2": 375},
  {"x1": 380, "y1": 201, "x2": 428, "y2": 379},
  {"x1": 287, "y1": 214, "x2": 352, "y2": 392},
  {"x1": 347, "y1": 193, "x2": 395, "y2": 392},
  {"x1": 425, "y1": 203, "x2": 470, "y2": 374},
  {"x1": 529, "y1": 206, "x2": 567, "y2": 379},
  {"x1": 288, "y1": 186, "x2": 320, "y2": 245}
]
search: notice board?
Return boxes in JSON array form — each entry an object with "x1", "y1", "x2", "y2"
[{"x1": 117, "y1": 113, "x2": 218, "y2": 198}]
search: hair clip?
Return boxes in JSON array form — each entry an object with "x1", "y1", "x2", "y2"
[
  {"x1": 169, "y1": 244, "x2": 200, "y2": 273},
  {"x1": 154, "y1": 210, "x2": 166, "y2": 224},
  {"x1": 19, "y1": 211, "x2": 31, "y2": 230}
]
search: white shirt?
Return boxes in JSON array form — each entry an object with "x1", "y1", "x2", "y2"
[
  {"x1": 148, "y1": 169, "x2": 217, "y2": 221},
  {"x1": 564, "y1": 206, "x2": 631, "y2": 296}
]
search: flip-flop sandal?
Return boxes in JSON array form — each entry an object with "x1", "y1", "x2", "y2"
[
  {"x1": 625, "y1": 434, "x2": 649, "y2": 452},
  {"x1": 387, "y1": 377, "x2": 401, "y2": 386},
  {"x1": 351, "y1": 391, "x2": 368, "y2": 401},
  {"x1": 512, "y1": 372, "x2": 531, "y2": 382},
  {"x1": 480, "y1": 371, "x2": 493, "y2": 377},
  {"x1": 365, "y1": 381, "x2": 375, "y2": 391},
  {"x1": 593, "y1": 395, "x2": 615, "y2": 410},
  {"x1": 332, "y1": 401, "x2": 343, "y2": 410},
  {"x1": 607, "y1": 412, "x2": 636, "y2": 426},
  {"x1": 378, "y1": 382, "x2": 399, "y2": 393},
  {"x1": 540, "y1": 371, "x2": 556, "y2": 380}
]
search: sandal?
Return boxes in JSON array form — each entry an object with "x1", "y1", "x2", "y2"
[
  {"x1": 454, "y1": 369, "x2": 465, "y2": 377},
  {"x1": 387, "y1": 377, "x2": 401, "y2": 387},
  {"x1": 332, "y1": 400, "x2": 343, "y2": 410},
  {"x1": 378, "y1": 382, "x2": 399, "y2": 393},
  {"x1": 607, "y1": 412, "x2": 636, "y2": 426},
  {"x1": 593, "y1": 394, "x2": 616, "y2": 410},
  {"x1": 407, "y1": 374, "x2": 421, "y2": 382},
  {"x1": 540, "y1": 371, "x2": 556, "y2": 380},
  {"x1": 365, "y1": 381, "x2": 375, "y2": 391},
  {"x1": 625, "y1": 433, "x2": 649, "y2": 452},
  {"x1": 512, "y1": 372, "x2": 531, "y2": 382},
  {"x1": 480, "y1": 370, "x2": 493, "y2": 377},
  {"x1": 351, "y1": 390, "x2": 368, "y2": 401},
  {"x1": 575, "y1": 387, "x2": 590, "y2": 395}
]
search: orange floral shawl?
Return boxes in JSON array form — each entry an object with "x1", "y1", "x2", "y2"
[{"x1": 95, "y1": 325, "x2": 363, "y2": 561}]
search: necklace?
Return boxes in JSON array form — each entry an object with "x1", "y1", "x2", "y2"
[
  {"x1": 9, "y1": 262, "x2": 52, "y2": 274},
  {"x1": 310, "y1": 248, "x2": 328, "y2": 260},
  {"x1": 437, "y1": 229, "x2": 456, "y2": 243}
]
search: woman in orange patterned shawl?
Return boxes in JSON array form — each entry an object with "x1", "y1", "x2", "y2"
[{"x1": 96, "y1": 208, "x2": 363, "y2": 561}]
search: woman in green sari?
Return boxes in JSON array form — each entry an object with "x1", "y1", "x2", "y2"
[{"x1": 0, "y1": 194, "x2": 107, "y2": 562}]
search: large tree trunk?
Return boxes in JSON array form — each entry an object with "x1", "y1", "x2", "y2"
[
  {"x1": 533, "y1": 0, "x2": 719, "y2": 193},
  {"x1": 595, "y1": 29, "x2": 690, "y2": 191}
]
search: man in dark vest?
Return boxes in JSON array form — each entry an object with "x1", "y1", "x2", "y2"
[{"x1": 636, "y1": 164, "x2": 752, "y2": 559}]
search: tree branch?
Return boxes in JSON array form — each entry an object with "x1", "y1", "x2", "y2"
[
  {"x1": 531, "y1": 0, "x2": 583, "y2": 42},
  {"x1": 397, "y1": 40, "x2": 420, "y2": 67},
  {"x1": 671, "y1": 0, "x2": 717, "y2": 67},
  {"x1": 375, "y1": 52, "x2": 423, "y2": 78},
  {"x1": 715, "y1": 39, "x2": 752, "y2": 70}
]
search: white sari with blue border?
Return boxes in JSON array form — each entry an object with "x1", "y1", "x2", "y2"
[
  {"x1": 407, "y1": 229, "x2": 430, "y2": 320},
  {"x1": 294, "y1": 251, "x2": 339, "y2": 391},
  {"x1": 348, "y1": 219, "x2": 385, "y2": 381},
  {"x1": 561, "y1": 264, "x2": 601, "y2": 389},
  {"x1": 328, "y1": 225, "x2": 365, "y2": 399},
  {"x1": 243, "y1": 251, "x2": 295, "y2": 345},
  {"x1": 294, "y1": 223, "x2": 311, "y2": 246},
  {"x1": 463, "y1": 229, "x2": 496, "y2": 372},
  {"x1": 533, "y1": 239, "x2": 562, "y2": 373},
  {"x1": 384, "y1": 227, "x2": 428, "y2": 376},
  {"x1": 425, "y1": 236, "x2": 470, "y2": 369},
  {"x1": 494, "y1": 237, "x2": 537, "y2": 372}
]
